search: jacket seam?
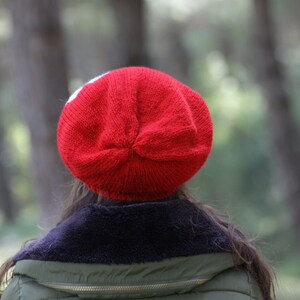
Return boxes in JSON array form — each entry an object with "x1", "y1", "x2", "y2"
[
  {"x1": 17, "y1": 277, "x2": 22, "y2": 300},
  {"x1": 36, "y1": 274, "x2": 216, "y2": 286},
  {"x1": 187, "y1": 288, "x2": 253, "y2": 297},
  {"x1": 246, "y1": 271, "x2": 254, "y2": 300}
]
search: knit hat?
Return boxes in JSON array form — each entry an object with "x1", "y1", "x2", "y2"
[{"x1": 57, "y1": 67, "x2": 213, "y2": 201}]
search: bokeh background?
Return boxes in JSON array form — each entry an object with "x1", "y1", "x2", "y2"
[{"x1": 0, "y1": 0, "x2": 300, "y2": 298}]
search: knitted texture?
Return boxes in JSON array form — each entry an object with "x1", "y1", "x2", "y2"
[
  {"x1": 14, "y1": 199, "x2": 230, "y2": 264},
  {"x1": 57, "y1": 67, "x2": 213, "y2": 201}
]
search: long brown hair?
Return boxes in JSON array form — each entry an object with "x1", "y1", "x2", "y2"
[{"x1": 0, "y1": 179, "x2": 275, "y2": 299}]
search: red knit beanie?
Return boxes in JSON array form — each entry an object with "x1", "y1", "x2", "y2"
[{"x1": 57, "y1": 67, "x2": 213, "y2": 201}]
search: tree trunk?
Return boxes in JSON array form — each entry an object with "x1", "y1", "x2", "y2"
[
  {"x1": 111, "y1": 0, "x2": 149, "y2": 67},
  {"x1": 8, "y1": 0, "x2": 69, "y2": 229},
  {"x1": 0, "y1": 121, "x2": 16, "y2": 223},
  {"x1": 252, "y1": 0, "x2": 300, "y2": 238},
  {"x1": 164, "y1": 20, "x2": 191, "y2": 84}
]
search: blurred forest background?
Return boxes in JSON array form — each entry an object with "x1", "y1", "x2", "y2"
[{"x1": 0, "y1": 0, "x2": 299, "y2": 298}]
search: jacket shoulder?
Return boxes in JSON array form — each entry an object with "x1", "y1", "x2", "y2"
[
  {"x1": 4, "y1": 254, "x2": 263, "y2": 300},
  {"x1": 2, "y1": 269, "x2": 263, "y2": 300},
  {"x1": 193, "y1": 267, "x2": 263, "y2": 300},
  {"x1": 1, "y1": 277, "x2": 20, "y2": 300},
  {"x1": 1, "y1": 275, "x2": 79, "y2": 300}
]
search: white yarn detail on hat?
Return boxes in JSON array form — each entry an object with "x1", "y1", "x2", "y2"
[{"x1": 66, "y1": 72, "x2": 110, "y2": 104}]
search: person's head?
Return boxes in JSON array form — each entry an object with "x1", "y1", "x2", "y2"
[
  {"x1": 57, "y1": 67, "x2": 213, "y2": 202},
  {"x1": 56, "y1": 67, "x2": 275, "y2": 300}
]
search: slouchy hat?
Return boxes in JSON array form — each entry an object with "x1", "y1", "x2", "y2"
[{"x1": 57, "y1": 67, "x2": 213, "y2": 201}]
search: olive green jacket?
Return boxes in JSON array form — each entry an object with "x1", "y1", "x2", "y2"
[{"x1": 2, "y1": 253, "x2": 262, "y2": 300}]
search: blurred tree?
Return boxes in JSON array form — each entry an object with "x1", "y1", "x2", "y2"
[
  {"x1": 111, "y1": 0, "x2": 149, "y2": 66},
  {"x1": 167, "y1": 21, "x2": 190, "y2": 82},
  {"x1": 252, "y1": 0, "x2": 300, "y2": 239},
  {"x1": 0, "y1": 57, "x2": 16, "y2": 223},
  {"x1": 156, "y1": 19, "x2": 191, "y2": 84},
  {"x1": 8, "y1": 0, "x2": 69, "y2": 229},
  {"x1": 0, "y1": 123, "x2": 16, "y2": 223}
]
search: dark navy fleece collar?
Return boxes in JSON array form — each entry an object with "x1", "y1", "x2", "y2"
[{"x1": 14, "y1": 199, "x2": 231, "y2": 264}]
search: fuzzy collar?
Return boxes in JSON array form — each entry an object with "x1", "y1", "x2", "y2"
[{"x1": 14, "y1": 199, "x2": 231, "y2": 264}]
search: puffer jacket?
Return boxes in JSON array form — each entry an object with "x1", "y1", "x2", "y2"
[{"x1": 1, "y1": 198, "x2": 263, "y2": 299}]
